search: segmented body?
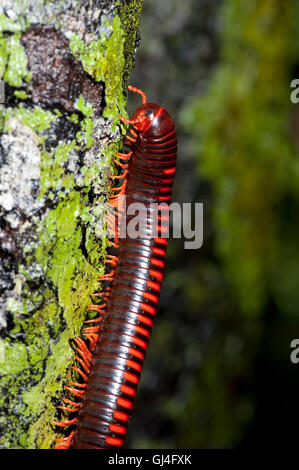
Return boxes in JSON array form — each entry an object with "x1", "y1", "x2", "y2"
[{"x1": 54, "y1": 88, "x2": 177, "y2": 449}]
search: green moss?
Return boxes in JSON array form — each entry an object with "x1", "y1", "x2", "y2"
[
  {"x1": 67, "y1": 113, "x2": 79, "y2": 124},
  {"x1": 75, "y1": 97, "x2": 95, "y2": 149},
  {"x1": 0, "y1": 341, "x2": 28, "y2": 376},
  {"x1": 3, "y1": 33, "x2": 32, "y2": 86},
  {"x1": 5, "y1": 104, "x2": 57, "y2": 133},
  {"x1": 14, "y1": 90, "x2": 28, "y2": 100},
  {"x1": 0, "y1": 14, "x2": 31, "y2": 86},
  {"x1": 117, "y1": 0, "x2": 144, "y2": 87},
  {"x1": 0, "y1": 96, "x2": 110, "y2": 450},
  {"x1": 0, "y1": 105, "x2": 102, "y2": 448},
  {"x1": 69, "y1": 13, "x2": 135, "y2": 129},
  {"x1": 0, "y1": 13, "x2": 26, "y2": 33}
]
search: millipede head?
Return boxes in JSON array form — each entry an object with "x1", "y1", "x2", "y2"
[
  {"x1": 131, "y1": 103, "x2": 175, "y2": 140},
  {"x1": 121, "y1": 86, "x2": 174, "y2": 137},
  {"x1": 129, "y1": 103, "x2": 161, "y2": 133}
]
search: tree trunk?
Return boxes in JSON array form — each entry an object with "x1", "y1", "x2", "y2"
[{"x1": 0, "y1": 0, "x2": 143, "y2": 449}]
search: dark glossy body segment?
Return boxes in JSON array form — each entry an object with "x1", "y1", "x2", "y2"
[{"x1": 71, "y1": 105, "x2": 177, "y2": 449}]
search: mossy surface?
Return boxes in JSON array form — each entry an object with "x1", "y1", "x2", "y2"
[
  {"x1": 0, "y1": 0, "x2": 143, "y2": 449},
  {"x1": 0, "y1": 13, "x2": 30, "y2": 86}
]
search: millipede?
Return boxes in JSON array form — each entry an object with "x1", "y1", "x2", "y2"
[{"x1": 53, "y1": 85, "x2": 177, "y2": 449}]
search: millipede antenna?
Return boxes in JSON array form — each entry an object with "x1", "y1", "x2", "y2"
[{"x1": 121, "y1": 85, "x2": 148, "y2": 125}]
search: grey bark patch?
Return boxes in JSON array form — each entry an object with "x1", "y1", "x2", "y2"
[
  {"x1": 0, "y1": 118, "x2": 41, "y2": 229},
  {"x1": 21, "y1": 24, "x2": 104, "y2": 115},
  {"x1": 0, "y1": 118, "x2": 42, "y2": 329}
]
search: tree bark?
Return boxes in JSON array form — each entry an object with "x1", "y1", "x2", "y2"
[{"x1": 0, "y1": 0, "x2": 143, "y2": 449}]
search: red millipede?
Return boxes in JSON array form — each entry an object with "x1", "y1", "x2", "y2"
[{"x1": 53, "y1": 86, "x2": 177, "y2": 449}]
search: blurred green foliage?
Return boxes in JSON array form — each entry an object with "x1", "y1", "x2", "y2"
[
  {"x1": 126, "y1": 0, "x2": 299, "y2": 448},
  {"x1": 184, "y1": 0, "x2": 299, "y2": 318}
]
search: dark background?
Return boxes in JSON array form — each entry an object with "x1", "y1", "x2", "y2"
[{"x1": 125, "y1": 0, "x2": 299, "y2": 448}]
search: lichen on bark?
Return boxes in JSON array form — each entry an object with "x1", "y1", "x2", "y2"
[{"x1": 0, "y1": 0, "x2": 143, "y2": 449}]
